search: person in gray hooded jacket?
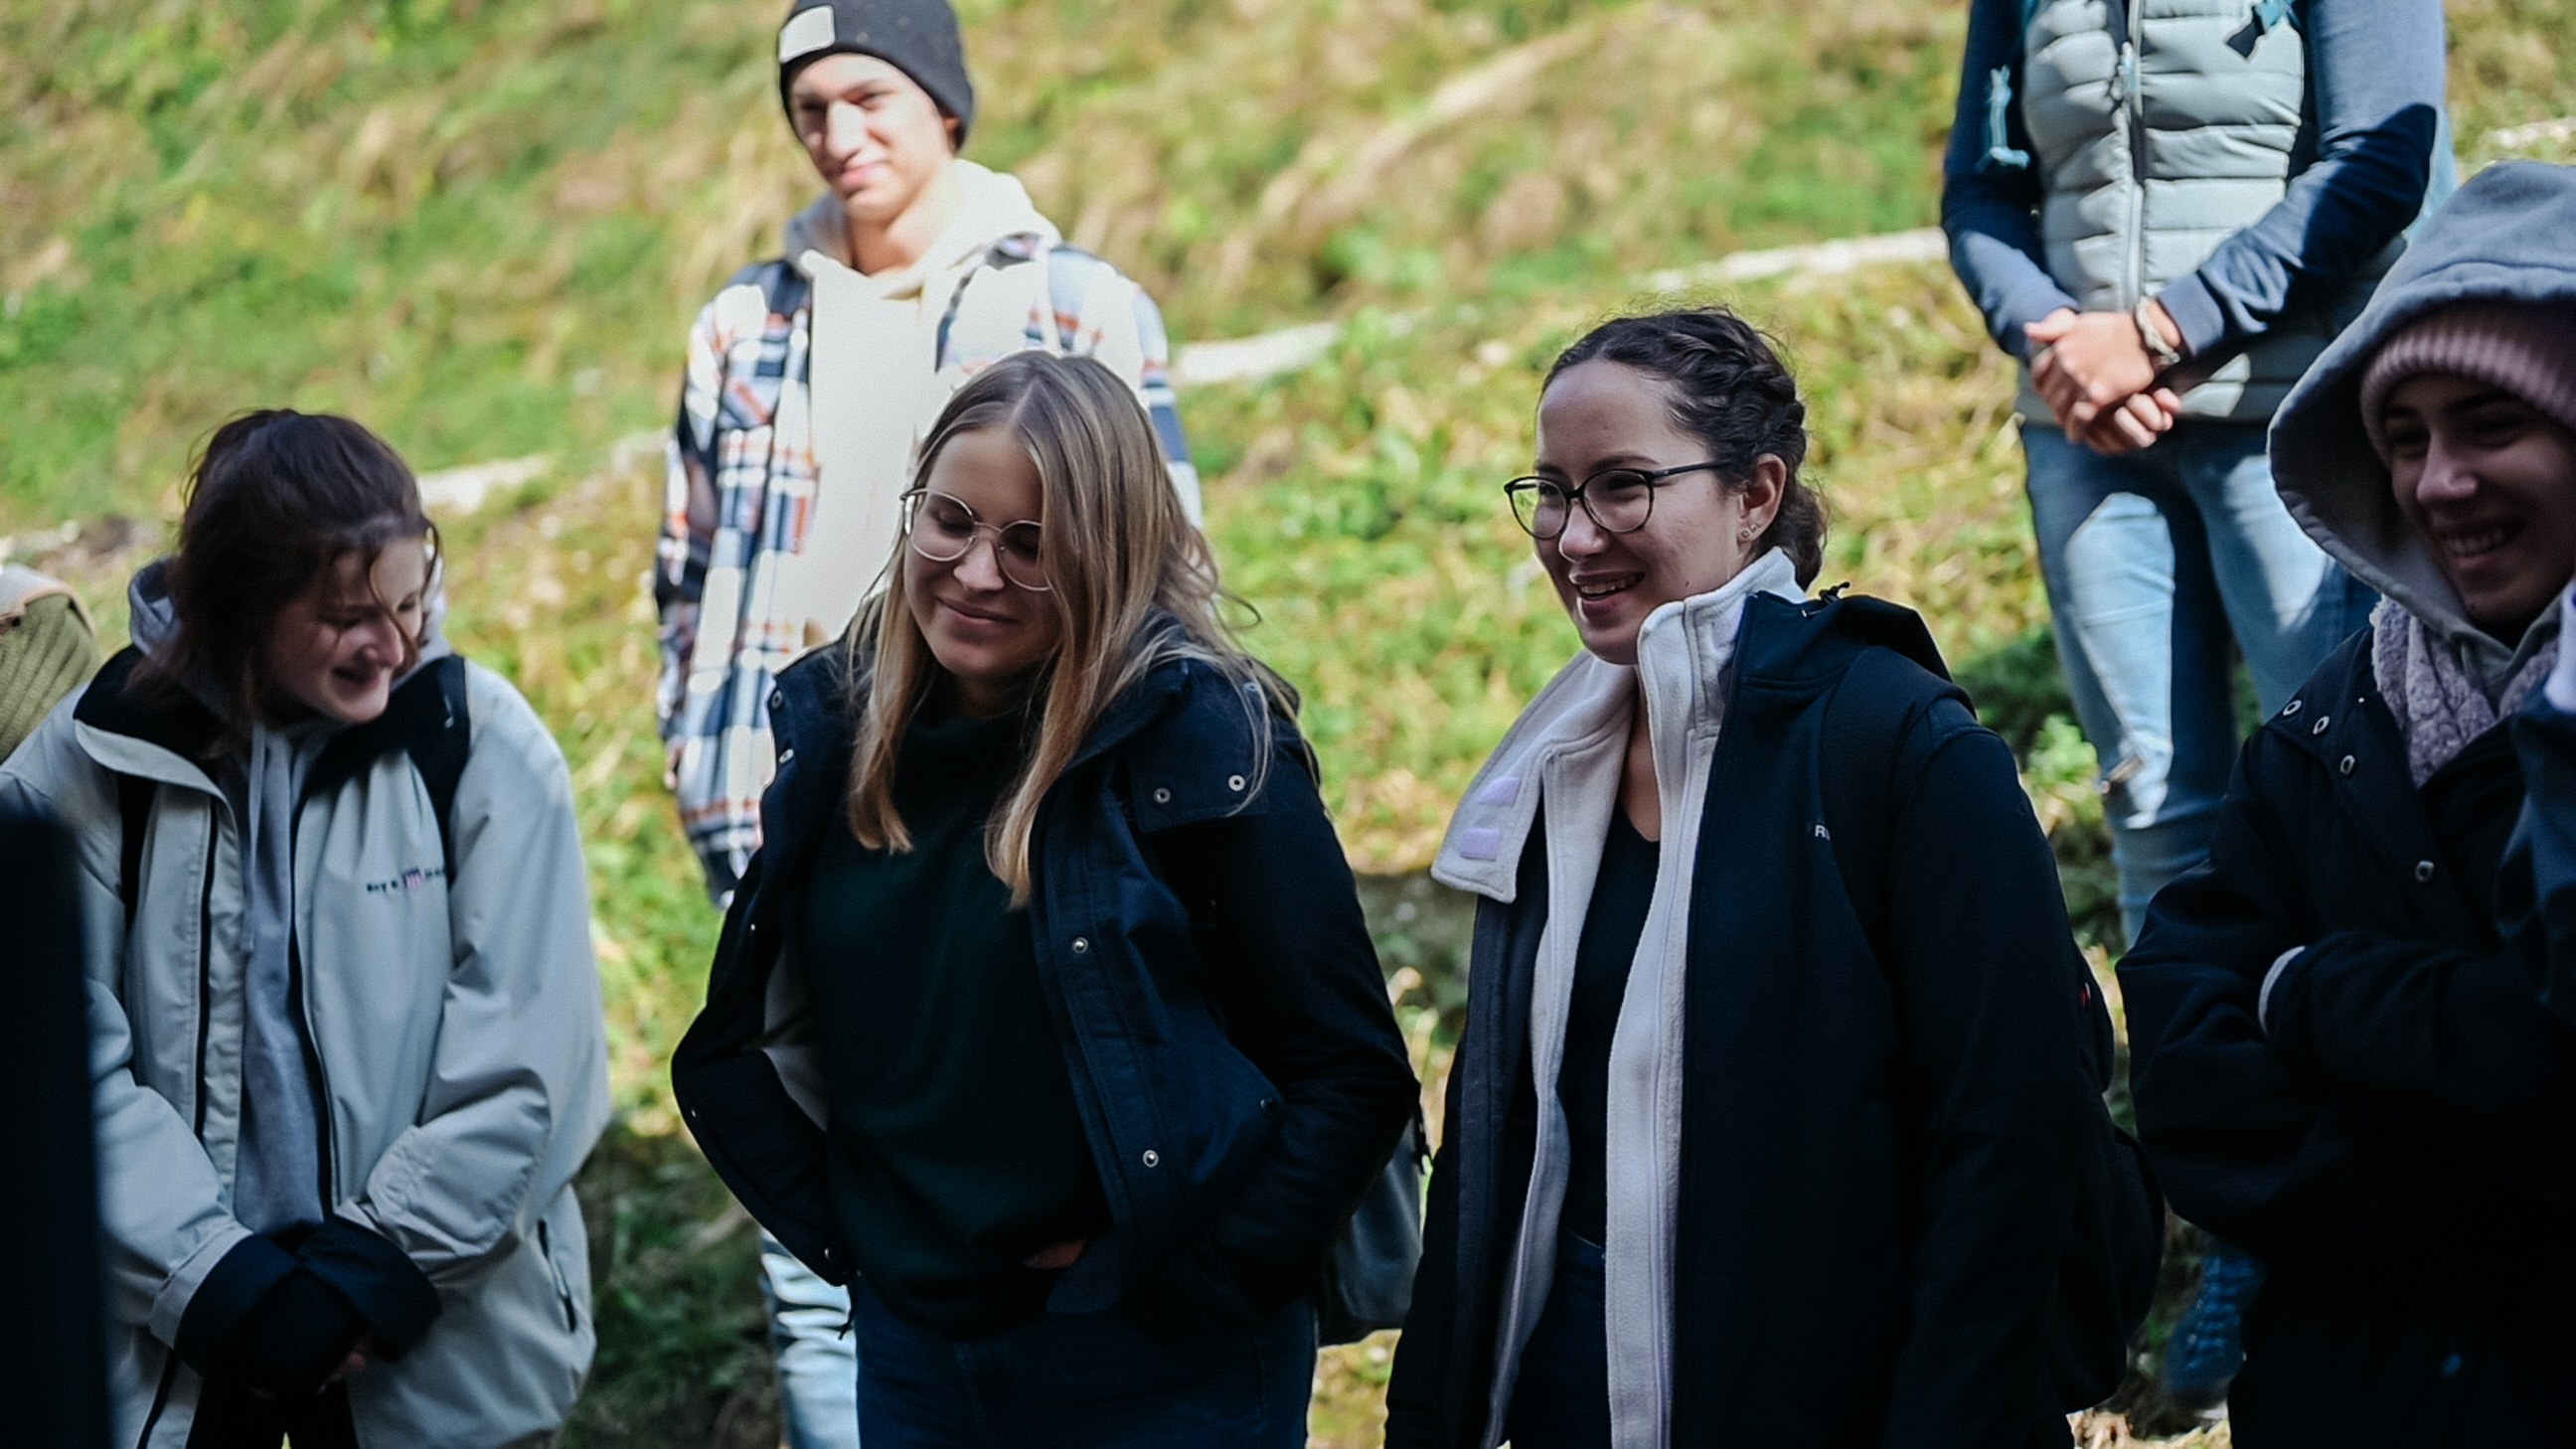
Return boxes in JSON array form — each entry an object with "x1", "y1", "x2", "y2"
[
  {"x1": 2121, "y1": 161, "x2": 2576, "y2": 1443},
  {"x1": 0, "y1": 410, "x2": 611, "y2": 1449}
]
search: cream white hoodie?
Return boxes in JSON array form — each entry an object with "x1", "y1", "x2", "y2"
[
  {"x1": 771, "y1": 161, "x2": 1060, "y2": 645},
  {"x1": 1432, "y1": 550, "x2": 1806, "y2": 1449}
]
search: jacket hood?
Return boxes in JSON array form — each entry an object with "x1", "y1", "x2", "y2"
[
  {"x1": 2271, "y1": 161, "x2": 2576, "y2": 679},
  {"x1": 783, "y1": 159, "x2": 1057, "y2": 286}
]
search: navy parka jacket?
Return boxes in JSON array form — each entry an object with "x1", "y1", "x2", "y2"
[
  {"x1": 1385, "y1": 594, "x2": 2104, "y2": 1449},
  {"x1": 671, "y1": 638, "x2": 1418, "y2": 1325},
  {"x1": 2120, "y1": 636, "x2": 2576, "y2": 1444}
]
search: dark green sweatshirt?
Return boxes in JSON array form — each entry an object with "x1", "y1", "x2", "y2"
[{"x1": 799, "y1": 706, "x2": 1109, "y2": 1338}]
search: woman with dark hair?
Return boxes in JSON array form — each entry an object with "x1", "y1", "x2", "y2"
[
  {"x1": 2120, "y1": 161, "x2": 2576, "y2": 1444},
  {"x1": 1384, "y1": 307, "x2": 2144, "y2": 1448},
  {"x1": 671, "y1": 351, "x2": 1417, "y2": 1448},
  {"x1": 0, "y1": 410, "x2": 610, "y2": 1449}
]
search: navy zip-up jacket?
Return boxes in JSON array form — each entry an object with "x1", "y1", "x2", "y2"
[
  {"x1": 2121, "y1": 639, "x2": 2576, "y2": 1444},
  {"x1": 671, "y1": 636, "x2": 1417, "y2": 1326},
  {"x1": 1387, "y1": 594, "x2": 2111, "y2": 1448}
]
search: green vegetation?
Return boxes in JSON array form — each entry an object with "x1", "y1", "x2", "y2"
[{"x1": 8, "y1": 0, "x2": 2575, "y2": 1442}]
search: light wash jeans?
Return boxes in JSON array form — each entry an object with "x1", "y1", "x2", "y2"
[
  {"x1": 761, "y1": 1228, "x2": 863, "y2": 1449},
  {"x1": 2023, "y1": 420, "x2": 2374, "y2": 940}
]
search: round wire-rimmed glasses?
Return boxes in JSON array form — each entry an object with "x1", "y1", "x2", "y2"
[
  {"x1": 900, "y1": 488, "x2": 1051, "y2": 591},
  {"x1": 1503, "y1": 461, "x2": 1724, "y2": 540}
]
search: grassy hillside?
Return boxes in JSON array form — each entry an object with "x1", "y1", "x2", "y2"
[
  {"x1": 9, "y1": 0, "x2": 2576, "y2": 1442},
  {"x1": 0, "y1": 0, "x2": 1978, "y2": 527}
]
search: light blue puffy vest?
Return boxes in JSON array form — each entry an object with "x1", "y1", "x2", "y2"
[{"x1": 2011, "y1": 0, "x2": 2398, "y2": 421}]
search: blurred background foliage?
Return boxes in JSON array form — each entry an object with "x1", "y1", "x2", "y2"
[{"x1": 7, "y1": 0, "x2": 2575, "y2": 1442}]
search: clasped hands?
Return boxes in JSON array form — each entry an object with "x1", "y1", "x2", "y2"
[{"x1": 2025, "y1": 304, "x2": 2187, "y2": 455}]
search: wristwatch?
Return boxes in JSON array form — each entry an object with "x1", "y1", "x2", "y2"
[{"x1": 2134, "y1": 297, "x2": 2183, "y2": 373}]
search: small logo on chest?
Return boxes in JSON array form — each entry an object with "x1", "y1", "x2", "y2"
[{"x1": 364, "y1": 866, "x2": 447, "y2": 894}]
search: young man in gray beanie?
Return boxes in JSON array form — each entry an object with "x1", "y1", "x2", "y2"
[
  {"x1": 657, "y1": 0, "x2": 1200, "y2": 902},
  {"x1": 651, "y1": 5, "x2": 1198, "y2": 1443}
]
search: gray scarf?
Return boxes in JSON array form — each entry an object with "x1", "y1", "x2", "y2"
[{"x1": 2371, "y1": 598, "x2": 2561, "y2": 787}]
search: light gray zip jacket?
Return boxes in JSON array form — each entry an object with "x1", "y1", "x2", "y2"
[{"x1": 0, "y1": 641, "x2": 611, "y2": 1449}]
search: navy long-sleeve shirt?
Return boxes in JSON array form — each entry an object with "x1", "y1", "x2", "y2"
[{"x1": 1940, "y1": 0, "x2": 2447, "y2": 365}]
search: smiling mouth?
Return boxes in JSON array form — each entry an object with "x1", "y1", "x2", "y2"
[
  {"x1": 1571, "y1": 574, "x2": 1640, "y2": 601},
  {"x1": 2434, "y1": 521, "x2": 2523, "y2": 562}
]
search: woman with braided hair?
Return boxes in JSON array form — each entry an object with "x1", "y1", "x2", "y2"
[{"x1": 1385, "y1": 307, "x2": 2139, "y2": 1449}]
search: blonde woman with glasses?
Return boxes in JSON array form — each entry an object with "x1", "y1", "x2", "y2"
[{"x1": 672, "y1": 351, "x2": 1417, "y2": 1448}]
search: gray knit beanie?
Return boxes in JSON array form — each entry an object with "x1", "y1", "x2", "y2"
[
  {"x1": 2360, "y1": 300, "x2": 2576, "y2": 461},
  {"x1": 777, "y1": 0, "x2": 976, "y2": 147}
]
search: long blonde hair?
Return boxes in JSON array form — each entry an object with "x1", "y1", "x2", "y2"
[{"x1": 844, "y1": 351, "x2": 1287, "y2": 903}]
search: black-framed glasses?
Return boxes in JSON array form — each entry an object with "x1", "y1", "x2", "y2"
[
  {"x1": 1503, "y1": 461, "x2": 1723, "y2": 541},
  {"x1": 900, "y1": 488, "x2": 1050, "y2": 591}
]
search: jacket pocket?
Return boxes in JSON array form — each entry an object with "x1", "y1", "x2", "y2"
[{"x1": 535, "y1": 1191, "x2": 589, "y2": 1337}]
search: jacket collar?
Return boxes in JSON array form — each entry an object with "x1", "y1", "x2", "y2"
[
  {"x1": 73, "y1": 644, "x2": 463, "y2": 801},
  {"x1": 764, "y1": 618, "x2": 1282, "y2": 836},
  {"x1": 1432, "y1": 551, "x2": 1805, "y2": 902},
  {"x1": 73, "y1": 647, "x2": 227, "y2": 794}
]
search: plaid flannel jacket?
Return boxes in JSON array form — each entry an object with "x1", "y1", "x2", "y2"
[{"x1": 655, "y1": 236, "x2": 1196, "y2": 897}]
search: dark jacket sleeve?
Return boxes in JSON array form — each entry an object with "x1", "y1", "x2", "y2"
[
  {"x1": 1877, "y1": 703, "x2": 2090, "y2": 1447},
  {"x1": 1173, "y1": 756, "x2": 1419, "y2": 1313},
  {"x1": 2153, "y1": 0, "x2": 2446, "y2": 356},
  {"x1": 2255, "y1": 705, "x2": 2576, "y2": 1200},
  {"x1": 1940, "y1": 0, "x2": 2078, "y2": 363},
  {"x1": 2118, "y1": 733, "x2": 2425, "y2": 1260}
]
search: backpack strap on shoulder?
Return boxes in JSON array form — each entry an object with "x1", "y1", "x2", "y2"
[
  {"x1": 116, "y1": 772, "x2": 155, "y2": 932},
  {"x1": 409, "y1": 656, "x2": 472, "y2": 881},
  {"x1": 1819, "y1": 646, "x2": 1925, "y2": 958}
]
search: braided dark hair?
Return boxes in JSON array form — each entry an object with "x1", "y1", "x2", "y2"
[{"x1": 1544, "y1": 307, "x2": 1826, "y2": 584}]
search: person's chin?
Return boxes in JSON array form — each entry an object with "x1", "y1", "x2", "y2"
[
  {"x1": 1576, "y1": 618, "x2": 1642, "y2": 667},
  {"x1": 2451, "y1": 549, "x2": 2562, "y2": 631},
  {"x1": 318, "y1": 678, "x2": 393, "y2": 724}
]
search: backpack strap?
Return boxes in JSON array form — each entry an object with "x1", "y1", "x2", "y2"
[
  {"x1": 409, "y1": 656, "x2": 472, "y2": 881},
  {"x1": 934, "y1": 237, "x2": 1124, "y2": 371},
  {"x1": 1818, "y1": 646, "x2": 1930, "y2": 959}
]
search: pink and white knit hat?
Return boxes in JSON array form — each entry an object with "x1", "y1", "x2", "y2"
[{"x1": 2359, "y1": 299, "x2": 2576, "y2": 460}]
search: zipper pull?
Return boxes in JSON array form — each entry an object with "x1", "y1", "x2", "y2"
[{"x1": 1982, "y1": 65, "x2": 2030, "y2": 171}]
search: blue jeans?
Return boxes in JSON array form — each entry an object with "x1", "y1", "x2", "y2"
[
  {"x1": 850, "y1": 1284, "x2": 1316, "y2": 1449},
  {"x1": 1504, "y1": 1230, "x2": 1611, "y2": 1449},
  {"x1": 760, "y1": 1229, "x2": 863, "y2": 1449},
  {"x1": 2023, "y1": 421, "x2": 2373, "y2": 939}
]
